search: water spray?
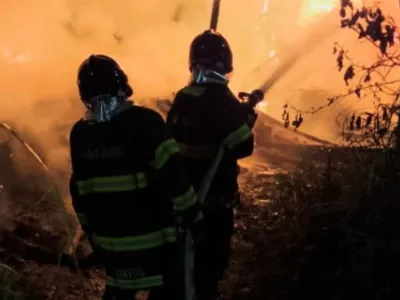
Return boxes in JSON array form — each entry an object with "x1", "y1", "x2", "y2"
[{"x1": 251, "y1": 9, "x2": 340, "y2": 94}]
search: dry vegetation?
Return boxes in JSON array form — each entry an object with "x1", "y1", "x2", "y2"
[
  {"x1": 220, "y1": 3, "x2": 400, "y2": 299},
  {"x1": 0, "y1": 128, "x2": 400, "y2": 300},
  {"x1": 223, "y1": 145, "x2": 400, "y2": 300}
]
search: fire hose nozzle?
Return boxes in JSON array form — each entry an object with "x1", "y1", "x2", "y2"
[{"x1": 238, "y1": 89, "x2": 265, "y2": 108}]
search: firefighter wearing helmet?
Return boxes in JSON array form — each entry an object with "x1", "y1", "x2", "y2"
[
  {"x1": 166, "y1": 31, "x2": 257, "y2": 300},
  {"x1": 69, "y1": 54, "x2": 203, "y2": 300}
]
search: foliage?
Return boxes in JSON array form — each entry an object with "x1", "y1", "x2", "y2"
[
  {"x1": 285, "y1": 1, "x2": 400, "y2": 149},
  {"x1": 223, "y1": 144, "x2": 400, "y2": 300}
]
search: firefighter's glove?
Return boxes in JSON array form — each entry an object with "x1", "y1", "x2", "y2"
[{"x1": 240, "y1": 102, "x2": 258, "y2": 129}]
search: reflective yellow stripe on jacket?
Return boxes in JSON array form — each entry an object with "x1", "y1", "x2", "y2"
[
  {"x1": 76, "y1": 174, "x2": 148, "y2": 195},
  {"x1": 172, "y1": 186, "x2": 197, "y2": 211},
  {"x1": 106, "y1": 275, "x2": 163, "y2": 290},
  {"x1": 154, "y1": 138, "x2": 180, "y2": 169},
  {"x1": 93, "y1": 227, "x2": 177, "y2": 252},
  {"x1": 224, "y1": 124, "x2": 252, "y2": 149}
]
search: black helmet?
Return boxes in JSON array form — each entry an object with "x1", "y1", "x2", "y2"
[
  {"x1": 77, "y1": 54, "x2": 133, "y2": 103},
  {"x1": 189, "y1": 30, "x2": 233, "y2": 74}
]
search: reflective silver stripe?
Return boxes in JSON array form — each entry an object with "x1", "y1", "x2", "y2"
[
  {"x1": 76, "y1": 173, "x2": 147, "y2": 195},
  {"x1": 193, "y1": 211, "x2": 204, "y2": 223},
  {"x1": 93, "y1": 227, "x2": 177, "y2": 252},
  {"x1": 106, "y1": 275, "x2": 163, "y2": 290}
]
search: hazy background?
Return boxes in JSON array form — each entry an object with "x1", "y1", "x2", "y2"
[{"x1": 0, "y1": 0, "x2": 398, "y2": 175}]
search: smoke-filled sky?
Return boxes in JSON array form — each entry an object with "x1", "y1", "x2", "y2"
[{"x1": 0, "y1": 0, "x2": 398, "y2": 173}]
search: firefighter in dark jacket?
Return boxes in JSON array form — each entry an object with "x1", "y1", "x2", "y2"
[
  {"x1": 166, "y1": 30, "x2": 257, "y2": 300},
  {"x1": 69, "y1": 54, "x2": 202, "y2": 300}
]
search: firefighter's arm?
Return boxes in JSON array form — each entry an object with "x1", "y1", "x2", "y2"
[
  {"x1": 165, "y1": 94, "x2": 181, "y2": 135},
  {"x1": 165, "y1": 101, "x2": 175, "y2": 128},
  {"x1": 150, "y1": 112, "x2": 203, "y2": 227},
  {"x1": 69, "y1": 173, "x2": 90, "y2": 234},
  {"x1": 222, "y1": 102, "x2": 256, "y2": 159}
]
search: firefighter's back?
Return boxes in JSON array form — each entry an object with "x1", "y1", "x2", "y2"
[
  {"x1": 169, "y1": 83, "x2": 247, "y2": 196},
  {"x1": 70, "y1": 105, "x2": 178, "y2": 298}
]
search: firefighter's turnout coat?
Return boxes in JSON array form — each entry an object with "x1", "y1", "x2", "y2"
[
  {"x1": 166, "y1": 83, "x2": 255, "y2": 299},
  {"x1": 69, "y1": 105, "x2": 201, "y2": 295},
  {"x1": 166, "y1": 83, "x2": 255, "y2": 200}
]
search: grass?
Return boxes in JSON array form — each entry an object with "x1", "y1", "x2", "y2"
[{"x1": 0, "y1": 262, "x2": 46, "y2": 300}]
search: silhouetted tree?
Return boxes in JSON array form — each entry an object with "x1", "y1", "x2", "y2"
[{"x1": 285, "y1": 1, "x2": 400, "y2": 150}]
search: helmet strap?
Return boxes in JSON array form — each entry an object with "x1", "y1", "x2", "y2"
[
  {"x1": 84, "y1": 91, "x2": 133, "y2": 123},
  {"x1": 191, "y1": 65, "x2": 229, "y2": 85}
]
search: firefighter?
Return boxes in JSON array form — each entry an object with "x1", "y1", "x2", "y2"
[
  {"x1": 166, "y1": 30, "x2": 257, "y2": 300},
  {"x1": 69, "y1": 54, "x2": 202, "y2": 300}
]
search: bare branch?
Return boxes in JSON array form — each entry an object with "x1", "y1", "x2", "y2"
[{"x1": 282, "y1": 2, "x2": 400, "y2": 151}]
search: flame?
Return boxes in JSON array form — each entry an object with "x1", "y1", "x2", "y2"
[
  {"x1": 307, "y1": 0, "x2": 336, "y2": 14},
  {"x1": 298, "y1": 0, "x2": 336, "y2": 26},
  {"x1": 298, "y1": 0, "x2": 364, "y2": 26}
]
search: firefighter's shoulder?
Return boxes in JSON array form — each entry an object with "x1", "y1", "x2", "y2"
[
  {"x1": 69, "y1": 119, "x2": 85, "y2": 144},
  {"x1": 221, "y1": 86, "x2": 241, "y2": 104},
  {"x1": 174, "y1": 84, "x2": 236, "y2": 104},
  {"x1": 176, "y1": 84, "x2": 208, "y2": 98},
  {"x1": 205, "y1": 85, "x2": 242, "y2": 108}
]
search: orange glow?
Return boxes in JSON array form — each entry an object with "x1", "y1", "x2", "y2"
[
  {"x1": 0, "y1": 0, "x2": 396, "y2": 162},
  {"x1": 298, "y1": 0, "x2": 364, "y2": 26},
  {"x1": 307, "y1": 0, "x2": 336, "y2": 13}
]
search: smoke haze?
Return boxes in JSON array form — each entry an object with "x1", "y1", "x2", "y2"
[{"x1": 0, "y1": 0, "x2": 398, "y2": 179}]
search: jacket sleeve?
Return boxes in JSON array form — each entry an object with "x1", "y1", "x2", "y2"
[
  {"x1": 165, "y1": 94, "x2": 180, "y2": 133},
  {"x1": 149, "y1": 111, "x2": 203, "y2": 227},
  {"x1": 222, "y1": 100, "x2": 256, "y2": 160},
  {"x1": 69, "y1": 173, "x2": 89, "y2": 230}
]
